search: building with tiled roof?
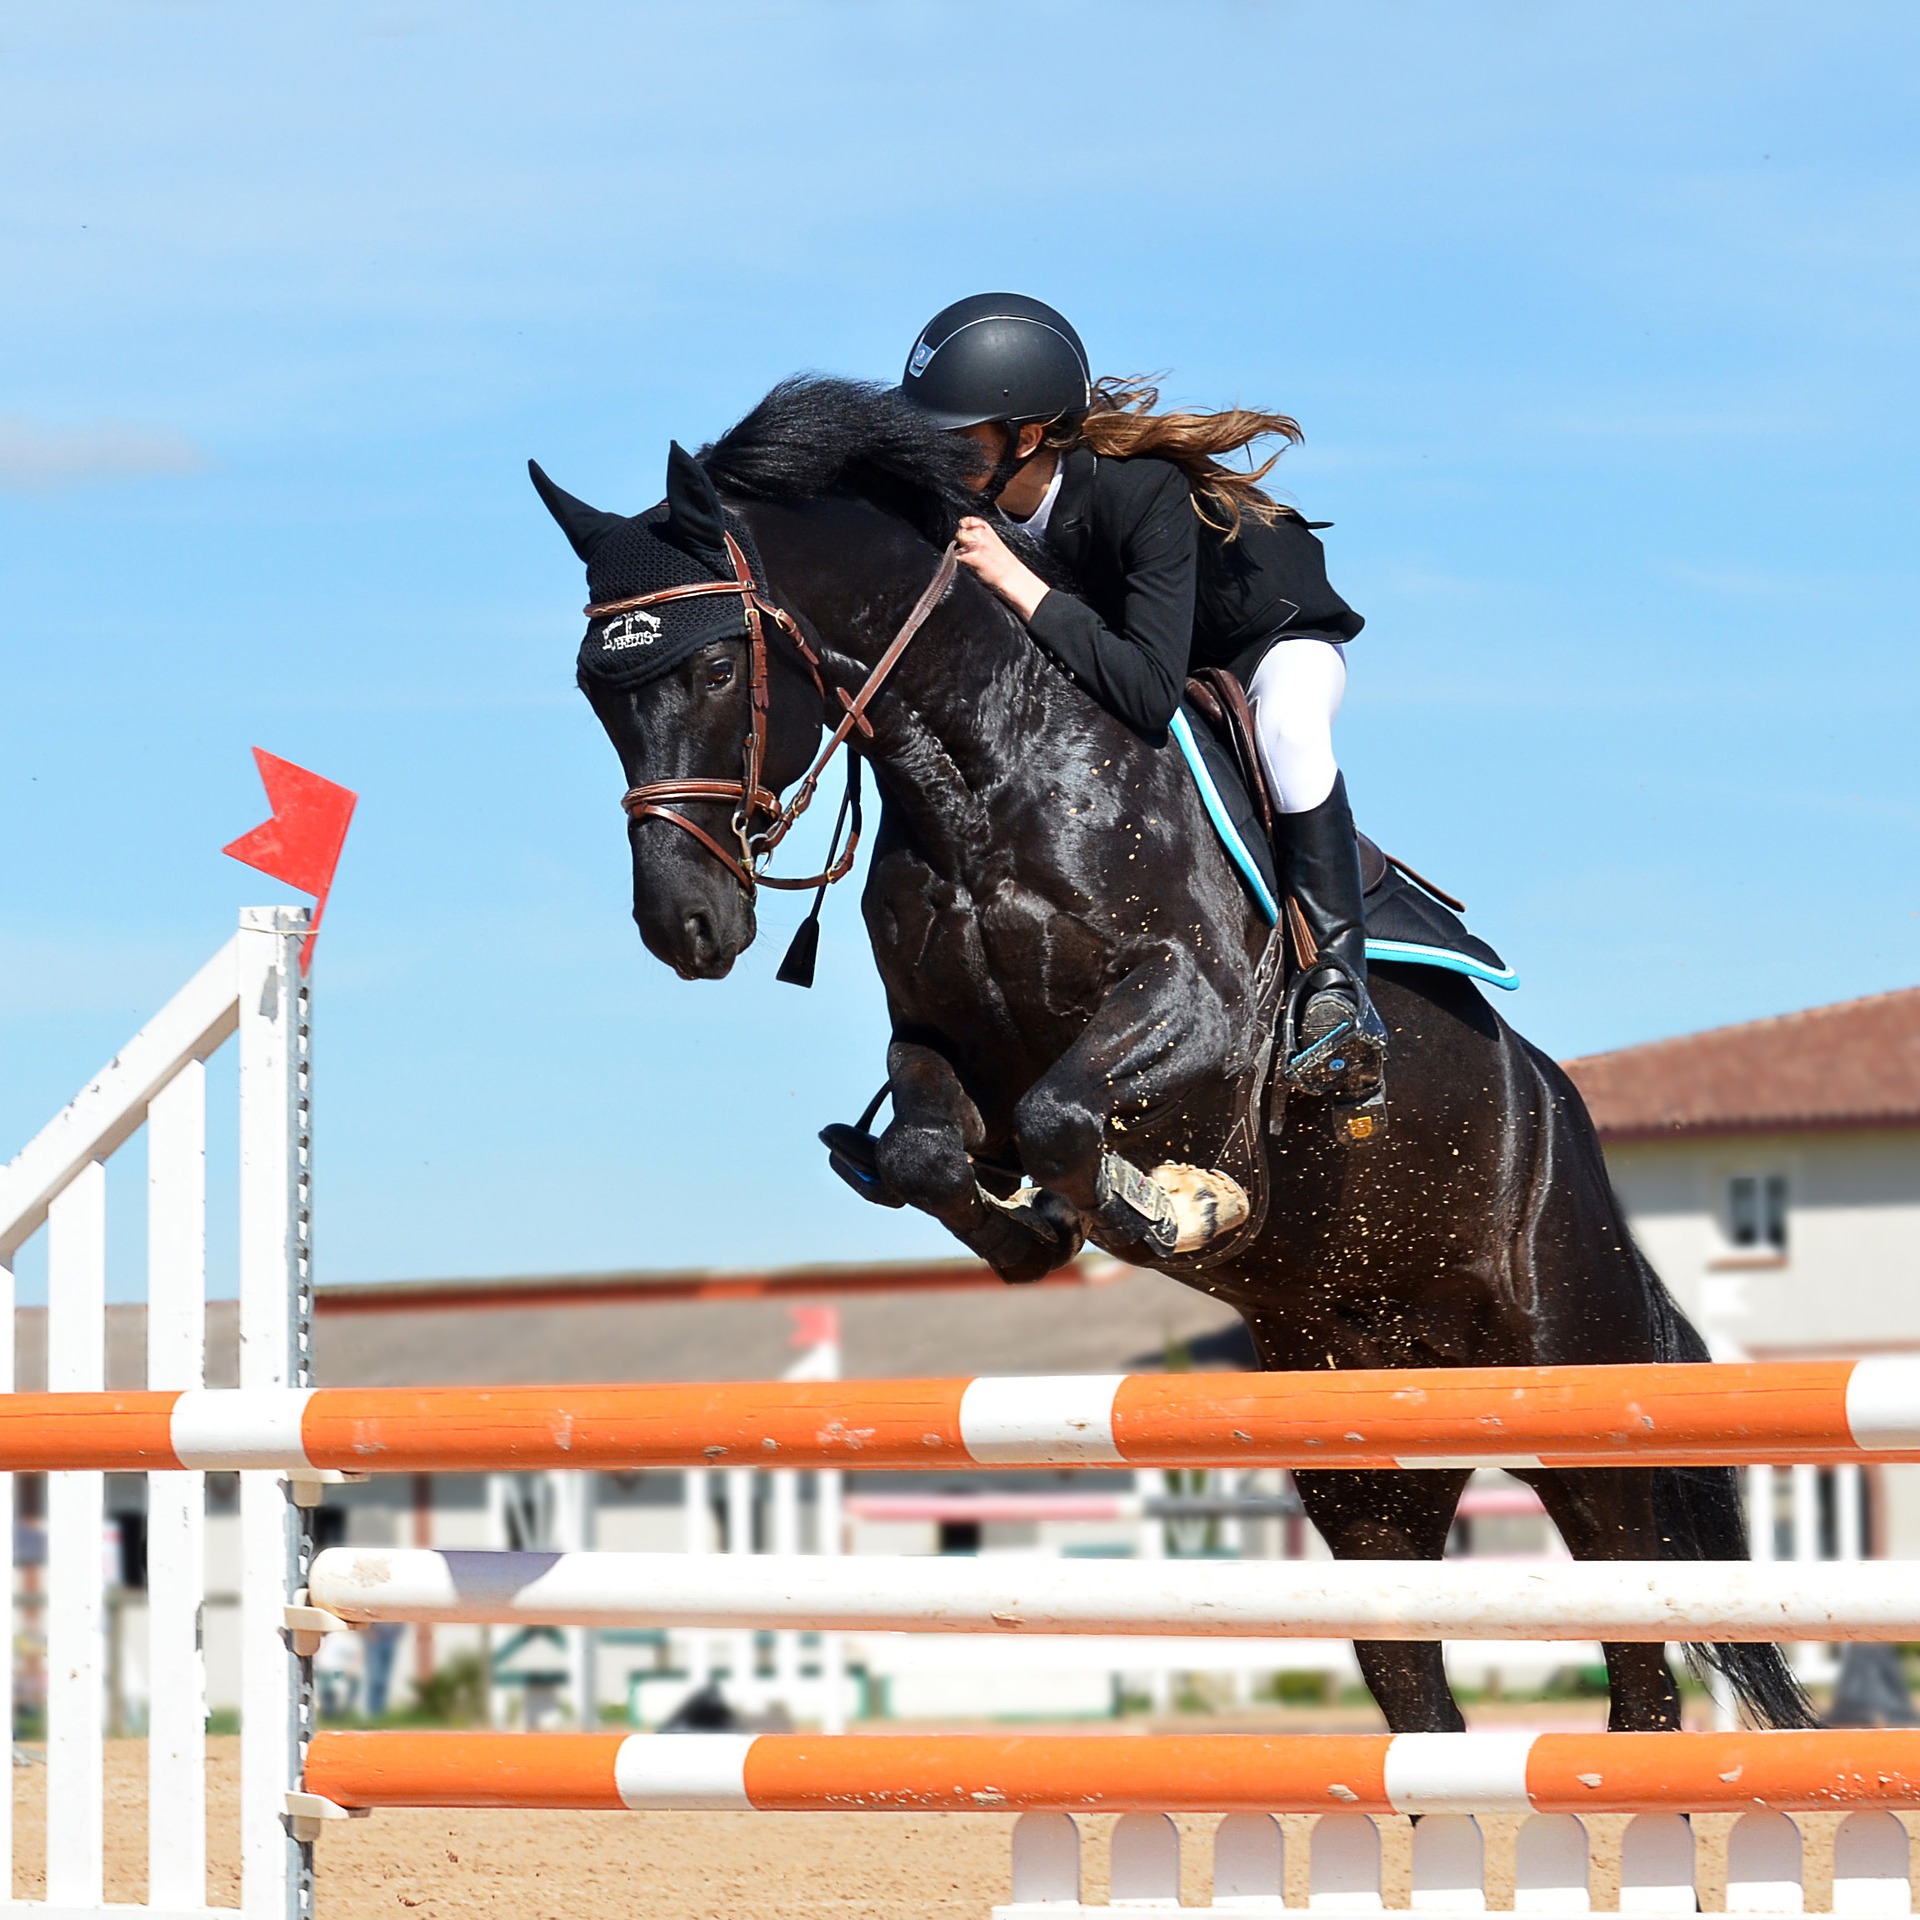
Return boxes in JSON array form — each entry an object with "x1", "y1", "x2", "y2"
[
  {"x1": 1564, "y1": 988, "x2": 1920, "y2": 1566},
  {"x1": 1568, "y1": 987, "x2": 1920, "y2": 1143}
]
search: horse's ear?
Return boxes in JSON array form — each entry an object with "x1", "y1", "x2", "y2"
[
  {"x1": 665, "y1": 440, "x2": 729, "y2": 566},
  {"x1": 528, "y1": 459, "x2": 625, "y2": 564}
]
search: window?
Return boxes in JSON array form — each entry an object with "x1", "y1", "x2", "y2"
[{"x1": 1726, "y1": 1173, "x2": 1788, "y2": 1252}]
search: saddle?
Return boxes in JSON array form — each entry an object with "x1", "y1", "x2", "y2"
[{"x1": 1181, "y1": 666, "x2": 1476, "y2": 925}]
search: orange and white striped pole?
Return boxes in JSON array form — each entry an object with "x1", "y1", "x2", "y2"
[
  {"x1": 5, "y1": 1358, "x2": 1920, "y2": 1473},
  {"x1": 303, "y1": 1729, "x2": 1920, "y2": 1816}
]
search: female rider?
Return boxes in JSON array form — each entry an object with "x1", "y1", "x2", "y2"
[{"x1": 895, "y1": 291, "x2": 1386, "y2": 1105}]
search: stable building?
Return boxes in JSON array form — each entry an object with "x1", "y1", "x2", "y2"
[{"x1": 1566, "y1": 985, "x2": 1920, "y2": 1563}]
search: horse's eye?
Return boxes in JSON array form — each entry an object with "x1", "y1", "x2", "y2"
[{"x1": 703, "y1": 658, "x2": 735, "y2": 691}]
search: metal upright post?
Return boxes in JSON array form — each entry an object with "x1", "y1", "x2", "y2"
[{"x1": 236, "y1": 908, "x2": 313, "y2": 1920}]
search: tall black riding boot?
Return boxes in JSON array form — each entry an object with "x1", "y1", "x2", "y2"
[{"x1": 1279, "y1": 773, "x2": 1389, "y2": 1103}]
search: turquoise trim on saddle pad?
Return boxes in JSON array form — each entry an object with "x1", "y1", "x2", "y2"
[
  {"x1": 1168, "y1": 710, "x2": 1281, "y2": 924},
  {"x1": 1166, "y1": 709, "x2": 1521, "y2": 992},
  {"x1": 1363, "y1": 939, "x2": 1521, "y2": 991}
]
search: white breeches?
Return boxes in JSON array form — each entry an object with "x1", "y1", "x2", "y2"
[{"x1": 1247, "y1": 637, "x2": 1347, "y2": 815}]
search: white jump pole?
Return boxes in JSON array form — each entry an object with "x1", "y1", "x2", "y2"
[{"x1": 310, "y1": 1549, "x2": 1920, "y2": 1643}]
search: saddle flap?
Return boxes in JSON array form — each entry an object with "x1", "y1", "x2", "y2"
[{"x1": 1185, "y1": 667, "x2": 1274, "y2": 840}]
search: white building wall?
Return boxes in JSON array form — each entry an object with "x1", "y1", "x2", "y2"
[
  {"x1": 1604, "y1": 1125, "x2": 1920, "y2": 1557},
  {"x1": 1605, "y1": 1127, "x2": 1920, "y2": 1356}
]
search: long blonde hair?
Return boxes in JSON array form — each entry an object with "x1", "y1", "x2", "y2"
[{"x1": 1045, "y1": 376, "x2": 1302, "y2": 538}]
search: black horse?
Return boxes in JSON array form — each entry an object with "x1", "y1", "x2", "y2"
[{"x1": 536, "y1": 377, "x2": 1807, "y2": 1735}]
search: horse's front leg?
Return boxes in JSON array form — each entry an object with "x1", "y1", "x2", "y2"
[
  {"x1": 875, "y1": 1039, "x2": 1083, "y2": 1284},
  {"x1": 1013, "y1": 940, "x2": 1242, "y2": 1259}
]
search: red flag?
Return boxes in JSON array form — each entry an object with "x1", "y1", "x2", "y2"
[
  {"x1": 222, "y1": 749, "x2": 358, "y2": 973},
  {"x1": 789, "y1": 1304, "x2": 840, "y2": 1350}
]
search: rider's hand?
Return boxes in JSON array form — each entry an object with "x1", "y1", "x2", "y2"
[{"x1": 955, "y1": 517, "x2": 1049, "y2": 622}]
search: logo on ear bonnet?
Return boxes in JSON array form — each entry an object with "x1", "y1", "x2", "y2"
[{"x1": 600, "y1": 607, "x2": 664, "y2": 652}]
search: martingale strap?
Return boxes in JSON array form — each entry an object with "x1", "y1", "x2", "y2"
[{"x1": 592, "y1": 532, "x2": 958, "y2": 897}]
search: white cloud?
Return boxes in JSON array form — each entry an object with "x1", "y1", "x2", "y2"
[{"x1": 0, "y1": 416, "x2": 205, "y2": 491}]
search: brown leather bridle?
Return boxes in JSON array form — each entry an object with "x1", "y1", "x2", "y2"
[{"x1": 585, "y1": 529, "x2": 959, "y2": 896}]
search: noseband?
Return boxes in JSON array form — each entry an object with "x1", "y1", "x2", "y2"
[{"x1": 585, "y1": 530, "x2": 959, "y2": 896}]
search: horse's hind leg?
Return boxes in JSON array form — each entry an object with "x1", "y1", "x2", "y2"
[
  {"x1": 1293, "y1": 1467, "x2": 1472, "y2": 1732},
  {"x1": 1521, "y1": 1467, "x2": 1683, "y2": 1730},
  {"x1": 875, "y1": 1039, "x2": 1082, "y2": 1284}
]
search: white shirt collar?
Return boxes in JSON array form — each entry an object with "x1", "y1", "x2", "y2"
[{"x1": 1010, "y1": 457, "x2": 1066, "y2": 542}]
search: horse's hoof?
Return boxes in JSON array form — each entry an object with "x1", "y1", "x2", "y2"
[
  {"x1": 1147, "y1": 1162, "x2": 1251, "y2": 1253},
  {"x1": 976, "y1": 1182, "x2": 1085, "y2": 1282}
]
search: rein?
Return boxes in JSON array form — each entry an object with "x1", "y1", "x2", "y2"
[{"x1": 587, "y1": 531, "x2": 959, "y2": 897}]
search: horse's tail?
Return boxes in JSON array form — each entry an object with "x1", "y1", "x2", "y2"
[{"x1": 1644, "y1": 1264, "x2": 1818, "y2": 1729}]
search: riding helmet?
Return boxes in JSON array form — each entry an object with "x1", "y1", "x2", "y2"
[{"x1": 897, "y1": 292, "x2": 1092, "y2": 431}]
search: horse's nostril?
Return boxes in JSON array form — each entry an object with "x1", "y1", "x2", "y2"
[{"x1": 683, "y1": 911, "x2": 716, "y2": 963}]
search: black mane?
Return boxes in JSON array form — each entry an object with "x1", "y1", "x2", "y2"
[{"x1": 699, "y1": 376, "x2": 983, "y2": 541}]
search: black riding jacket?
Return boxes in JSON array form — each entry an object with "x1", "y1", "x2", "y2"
[{"x1": 1024, "y1": 445, "x2": 1363, "y2": 736}]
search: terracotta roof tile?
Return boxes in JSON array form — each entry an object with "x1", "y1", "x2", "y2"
[
  {"x1": 8, "y1": 1263, "x2": 1247, "y2": 1391},
  {"x1": 1563, "y1": 986, "x2": 1920, "y2": 1140}
]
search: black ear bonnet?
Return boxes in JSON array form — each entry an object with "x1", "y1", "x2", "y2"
[{"x1": 530, "y1": 443, "x2": 765, "y2": 692}]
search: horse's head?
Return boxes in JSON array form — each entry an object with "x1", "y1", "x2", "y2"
[{"x1": 531, "y1": 444, "x2": 824, "y2": 980}]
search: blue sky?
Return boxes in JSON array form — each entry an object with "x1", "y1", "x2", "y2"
[{"x1": 3, "y1": 2, "x2": 1917, "y2": 1294}]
